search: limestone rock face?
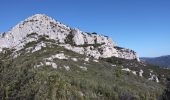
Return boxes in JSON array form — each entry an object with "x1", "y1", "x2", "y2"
[
  {"x1": 0, "y1": 14, "x2": 139, "y2": 61},
  {"x1": 85, "y1": 46, "x2": 101, "y2": 59},
  {"x1": 98, "y1": 44, "x2": 118, "y2": 58},
  {"x1": 71, "y1": 28, "x2": 85, "y2": 45},
  {"x1": 83, "y1": 33, "x2": 95, "y2": 44},
  {"x1": 117, "y1": 48, "x2": 139, "y2": 61}
]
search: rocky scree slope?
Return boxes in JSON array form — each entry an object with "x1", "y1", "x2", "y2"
[{"x1": 0, "y1": 14, "x2": 139, "y2": 60}]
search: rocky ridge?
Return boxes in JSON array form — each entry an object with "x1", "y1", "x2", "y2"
[{"x1": 0, "y1": 14, "x2": 139, "y2": 60}]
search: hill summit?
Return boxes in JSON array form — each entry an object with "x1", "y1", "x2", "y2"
[{"x1": 0, "y1": 14, "x2": 139, "y2": 61}]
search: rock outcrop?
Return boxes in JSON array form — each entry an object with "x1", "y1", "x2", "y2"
[{"x1": 0, "y1": 14, "x2": 139, "y2": 61}]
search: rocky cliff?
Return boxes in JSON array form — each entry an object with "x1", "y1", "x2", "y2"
[{"x1": 0, "y1": 14, "x2": 139, "y2": 61}]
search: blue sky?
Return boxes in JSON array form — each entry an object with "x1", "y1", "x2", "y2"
[{"x1": 0, "y1": 0, "x2": 170, "y2": 57}]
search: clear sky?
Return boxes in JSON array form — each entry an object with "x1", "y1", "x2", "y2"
[{"x1": 0, "y1": 0, "x2": 170, "y2": 57}]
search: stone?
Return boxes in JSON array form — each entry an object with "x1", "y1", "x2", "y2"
[
  {"x1": 71, "y1": 58, "x2": 78, "y2": 62},
  {"x1": 79, "y1": 66, "x2": 87, "y2": 71},
  {"x1": 84, "y1": 58, "x2": 89, "y2": 62},
  {"x1": 64, "y1": 65, "x2": 70, "y2": 71},
  {"x1": 139, "y1": 70, "x2": 143, "y2": 77},
  {"x1": 122, "y1": 68, "x2": 131, "y2": 72}
]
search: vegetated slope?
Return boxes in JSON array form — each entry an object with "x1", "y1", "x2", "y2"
[
  {"x1": 0, "y1": 37, "x2": 167, "y2": 100},
  {"x1": 141, "y1": 55, "x2": 170, "y2": 68}
]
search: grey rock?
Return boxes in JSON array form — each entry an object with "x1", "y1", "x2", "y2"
[{"x1": 0, "y1": 14, "x2": 139, "y2": 61}]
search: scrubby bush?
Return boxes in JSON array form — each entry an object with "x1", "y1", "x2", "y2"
[{"x1": 162, "y1": 77, "x2": 170, "y2": 100}]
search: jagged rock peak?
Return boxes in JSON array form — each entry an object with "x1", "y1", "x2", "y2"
[
  {"x1": 0, "y1": 14, "x2": 139, "y2": 61},
  {"x1": 21, "y1": 14, "x2": 70, "y2": 30},
  {"x1": 26, "y1": 14, "x2": 53, "y2": 20},
  {"x1": 0, "y1": 14, "x2": 115, "y2": 47},
  {"x1": 1, "y1": 14, "x2": 72, "y2": 48}
]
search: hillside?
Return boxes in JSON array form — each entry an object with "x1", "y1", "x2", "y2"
[
  {"x1": 141, "y1": 55, "x2": 170, "y2": 68},
  {"x1": 0, "y1": 38, "x2": 167, "y2": 100},
  {"x1": 0, "y1": 14, "x2": 170, "y2": 100}
]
